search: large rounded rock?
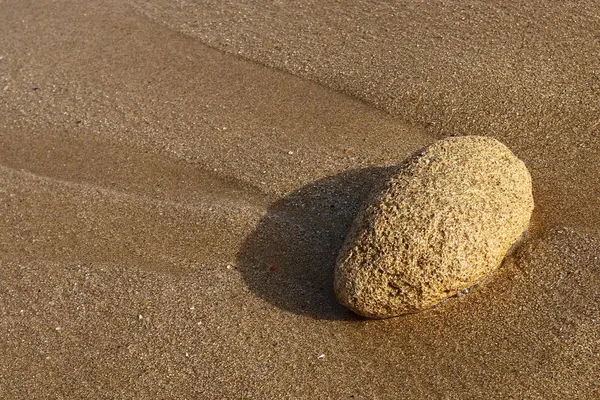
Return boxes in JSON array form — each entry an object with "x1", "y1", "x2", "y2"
[{"x1": 334, "y1": 136, "x2": 534, "y2": 318}]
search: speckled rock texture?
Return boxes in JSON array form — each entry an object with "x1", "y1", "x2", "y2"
[{"x1": 334, "y1": 136, "x2": 534, "y2": 318}]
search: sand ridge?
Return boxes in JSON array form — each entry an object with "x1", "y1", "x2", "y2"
[{"x1": 134, "y1": 0, "x2": 600, "y2": 232}]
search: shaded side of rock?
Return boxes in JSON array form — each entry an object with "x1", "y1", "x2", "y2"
[{"x1": 334, "y1": 136, "x2": 534, "y2": 318}]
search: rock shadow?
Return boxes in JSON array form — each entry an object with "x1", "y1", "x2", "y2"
[{"x1": 236, "y1": 166, "x2": 398, "y2": 320}]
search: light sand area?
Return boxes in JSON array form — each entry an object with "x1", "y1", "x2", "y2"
[{"x1": 0, "y1": 0, "x2": 598, "y2": 398}]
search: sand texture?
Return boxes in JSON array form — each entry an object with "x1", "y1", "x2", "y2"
[
  {"x1": 335, "y1": 136, "x2": 534, "y2": 318},
  {"x1": 1, "y1": 0, "x2": 599, "y2": 398}
]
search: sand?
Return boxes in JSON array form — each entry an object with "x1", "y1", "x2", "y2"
[{"x1": 0, "y1": 0, "x2": 598, "y2": 398}]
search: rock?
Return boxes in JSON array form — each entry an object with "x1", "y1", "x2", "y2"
[{"x1": 334, "y1": 136, "x2": 534, "y2": 318}]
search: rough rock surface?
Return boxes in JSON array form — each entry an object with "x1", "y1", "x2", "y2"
[{"x1": 334, "y1": 136, "x2": 534, "y2": 318}]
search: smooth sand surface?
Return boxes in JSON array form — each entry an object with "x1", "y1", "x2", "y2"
[{"x1": 1, "y1": 0, "x2": 598, "y2": 398}]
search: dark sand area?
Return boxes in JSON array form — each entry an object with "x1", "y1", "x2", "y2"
[{"x1": 0, "y1": 0, "x2": 598, "y2": 398}]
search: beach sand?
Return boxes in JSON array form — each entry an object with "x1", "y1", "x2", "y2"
[{"x1": 0, "y1": 0, "x2": 598, "y2": 398}]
